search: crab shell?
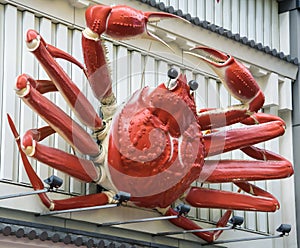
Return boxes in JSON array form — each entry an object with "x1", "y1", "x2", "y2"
[{"x1": 106, "y1": 75, "x2": 205, "y2": 208}]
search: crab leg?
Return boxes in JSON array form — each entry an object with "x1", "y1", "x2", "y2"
[
  {"x1": 203, "y1": 113, "x2": 285, "y2": 157},
  {"x1": 82, "y1": 29, "x2": 114, "y2": 103},
  {"x1": 185, "y1": 183, "x2": 279, "y2": 212},
  {"x1": 165, "y1": 208, "x2": 232, "y2": 243},
  {"x1": 205, "y1": 145, "x2": 293, "y2": 183},
  {"x1": 7, "y1": 114, "x2": 109, "y2": 211},
  {"x1": 23, "y1": 127, "x2": 100, "y2": 182},
  {"x1": 187, "y1": 47, "x2": 264, "y2": 130},
  {"x1": 82, "y1": 4, "x2": 186, "y2": 102},
  {"x1": 16, "y1": 74, "x2": 101, "y2": 157},
  {"x1": 26, "y1": 29, "x2": 103, "y2": 130}
]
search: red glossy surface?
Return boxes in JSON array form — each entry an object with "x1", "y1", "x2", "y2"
[
  {"x1": 7, "y1": 115, "x2": 52, "y2": 208},
  {"x1": 82, "y1": 35, "x2": 112, "y2": 100},
  {"x1": 23, "y1": 131, "x2": 99, "y2": 182},
  {"x1": 224, "y1": 59, "x2": 261, "y2": 101},
  {"x1": 186, "y1": 186, "x2": 279, "y2": 212},
  {"x1": 27, "y1": 30, "x2": 103, "y2": 130},
  {"x1": 166, "y1": 208, "x2": 232, "y2": 242},
  {"x1": 203, "y1": 120, "x2": 285, "y2": 156},
  {"x1": 52, "y1": 193, "x2": 108, "y2": 211},
  {"x1": 19, "y1": 79, "x2": 100, "y2": 156},
  {"x1": 85, "y1": 5, "x2": 112, "y2": 34},
  {"x1": 108, "y1": 76, "x2": 205, "y2": 208}
]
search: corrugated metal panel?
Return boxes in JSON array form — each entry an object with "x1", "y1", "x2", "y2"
[
  {"x1": 0, "y1": 2, "x2": 295, "y2": 242},
  {"x1": 158, "y1": 0, "x2": 282, "y2": 51}
]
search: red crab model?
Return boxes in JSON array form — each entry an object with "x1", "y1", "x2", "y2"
[{"x1": 7, "y1": 4, "x2": 293, "y2": 243}]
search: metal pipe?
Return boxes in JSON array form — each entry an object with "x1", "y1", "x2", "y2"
[
  {"x1": 0, "y1": 188, "x2": 48, "y2": 200},
  {"x1": 99, "y1": 215, "x2": 179, "y2": 227},
  {"x1": 38, "y1": 204, "x2": 118, "y2": 216},
  {"x1": 202, "y1": 234, "x2": 284, "y2": 246},
  {"x1": 155, "y1": 225, "x2": 233, "y2": 236}
]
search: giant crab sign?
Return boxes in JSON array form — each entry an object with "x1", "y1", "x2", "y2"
[{"x1": 7, "y1": 4, "x2": 293, "y2": 243}]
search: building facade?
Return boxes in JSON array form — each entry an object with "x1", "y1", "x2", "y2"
[{"x1": 0, "y1": 0, "x2": 298, "y2": 247}]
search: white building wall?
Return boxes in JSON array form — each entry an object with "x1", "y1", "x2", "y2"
[
  {"x1": 159, "y1": 0, "x2": 286, "y2": 53},
  {"x1": 0, "y1": 0, "x2": 298, "y2": 247}
]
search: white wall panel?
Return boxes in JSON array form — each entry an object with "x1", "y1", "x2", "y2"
[
  {"x1": 279, "y1": 12, "x2": 290, "y2": 55},
  {"x1": 231, "y1": 0, "x2": 240, "y2": 34},
  {"x1": 158, "y1": 0, "x2": 283, "y2": 51},
  {"x1": 156, "y1": 60, "x2": 168, "y2": 87},
  {"x1": 0, "y1": 4, "x2": 5, "y2": 181},
  {"x1": 264, "y1": 1, "x2": 272, "y2": 47},
  {"x1": 19, "y1": 11, "x2": 36, "y2": 184},
  {"x1": 247, "y1": 1, "x2": 256, "y2": 40},
  {"x1": 130, "y1": 51, "x2": 142, "y2": 94},
  {"x1": 1, "y1": 5, "x2": 19, "y2": 181},
  {"x1": 116, "y1": 46, "x2": 129, "y2": 104},
  {"x1": 144, "y1": 56, "x2": 156, "y2": 88}
]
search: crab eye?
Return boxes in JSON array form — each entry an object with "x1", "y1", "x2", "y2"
[
  {"x1": 164, "y1": 68, "x2": 179, "y2": 90},
  {"x1": 188, "y1": 80, "x2": 198, "y2": 91}
]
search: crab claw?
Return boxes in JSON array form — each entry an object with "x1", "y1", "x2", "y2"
[
  {"x1": 185, "y1": 46, "x2": 264, "y2": 112},
  {"x1": 84, "y1": 5, "x2": 188, "y2": 50}
]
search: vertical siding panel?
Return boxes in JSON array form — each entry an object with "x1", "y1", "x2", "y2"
[
  {"x1": 53, "y1": 24, "x2": 70, "y2": 192},
  {"x1": 184, "y1": 70, "x2": 193, "y2": 87},
  {"x1": 207, "y1": 78, "x2": 219, "y2": 108},
  {"x1": 279, "y1": 12, "x2": 290, "y2": 55},
  {"x1": 116, "y1": 46, "x2": 129, "y2": 104},
  {"x1": 263, "y1": 0, "x2": 272, "y2": 47},
  {"x1": 169, "y1": 0, "x2": 178, "y2": 10},
  {"x1": 214, "y1": 0, "x2": 223, "y2": 27},
  {"x1": 222, "y1": 0, "x2": 231, "y2": 31},
  {"x1": 0, "y1": 4, "x2": 4, "y2": 180},
  {"x1": 156, "y1": 60, "x2": 168, "y2": 87},
  {"x1": 37, "y1": 17, "x2": 53, "y2": 182},
  {"x1": 70, "y1": 29, "x2": 85, "y2": 194},
  {"x1": 247, "y1": 1, "x2": 256, "y2": 41},
  {"x1": 187, "y1": 0, "x2": 196, "y2": 17},
  {"x1": 144, "y1": 56, "x2": 156, "y2": 88},
  {"x1": 197, "y1": 0, "x2": 206, "y2": 21},
  {"x1": 19, "y1": 11, "x2": 36, "y2": 184},
  {"x1": 1, "y1": 5, "x2": 19, "y2": 180},
  {"x1": 255, "y1": 0, "x2": 264, "y2": 44},
  {"x1": 271, "y1": 1, "x2": 279, "y2": 50},
  {"x1": 195, "y1": 74, "x2": 206, "y2": 111},
  {"x1": 178, "y1": 1, "x2": 187, "y2": 13},
  {"x1": 239, "y1": 0, "x2": 248, "y2": 37},
  {"x1": 231, "y1": 0, "x2": 239, "y2": 34},
  {"x1": 130, "y1": 51, "x2": 142, "y2": 94},
  {"x1": 205, "y1": 0, "x2": 214, "y2": 23}
]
